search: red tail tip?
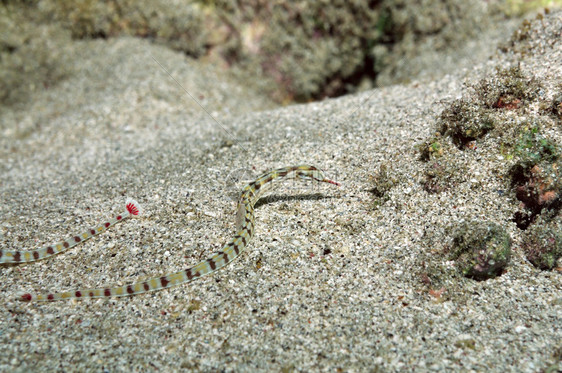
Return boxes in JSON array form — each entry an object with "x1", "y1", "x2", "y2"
[
  {"x1": 324, "y1": 178, "x2": 341, "y2": 186},
  {"x1": 125, "y1": 199, "x2": 142, "y2": 216}
]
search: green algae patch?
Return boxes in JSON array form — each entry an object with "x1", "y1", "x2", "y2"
[
  {"x1": 521, "y1": 220, "x2": 562, "y2": 270},
  {"x1": 510, "y1": 123, "x2": 561, "y2": 229},
  {"x1": 513, "y1": 124, "x2": 559, "y2": 168},
  {"x1": 449, "y1": 221, "x2": 512, "y2": 280}
]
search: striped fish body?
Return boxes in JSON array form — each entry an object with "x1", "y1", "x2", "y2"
[{"x1": 13, "y1": 165, "x2": 338, "y2": 301}]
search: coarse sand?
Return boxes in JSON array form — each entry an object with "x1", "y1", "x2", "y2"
[{"x1": 0, "y1": 9, "x2": 560, "y2": 373}]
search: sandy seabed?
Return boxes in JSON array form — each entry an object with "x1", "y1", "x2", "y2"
[{"x1": 1, "y1": 10, "x2": 561, "y2": 373}]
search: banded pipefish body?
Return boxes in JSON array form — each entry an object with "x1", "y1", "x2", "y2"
[{"x1": 5, "y1": 165, "x2": 339, "y2": 301}]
